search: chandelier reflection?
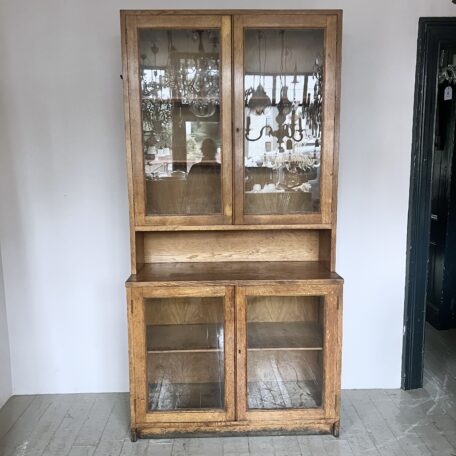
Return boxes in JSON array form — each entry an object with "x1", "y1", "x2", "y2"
[
  {"x1": 245, "y1": 29, "x2": 323, "y2": 153},
  {"x1": 245, "y1": 31, "x2": 272, "y2": 115},
  {"x1": 140, "y1": 29, "x2": 220, "y2": 152},
  {"x1": 141, "y1": 30, "x2": 220, "y2": 118}
]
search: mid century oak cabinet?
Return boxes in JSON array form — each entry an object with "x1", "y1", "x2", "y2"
[{"x1": 121, "y1": 9, "x2": 343, "y2": 440}]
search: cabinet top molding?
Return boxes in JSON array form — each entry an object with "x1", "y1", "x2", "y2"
[{"x1": 120, "y1": 9, "x2": 343, "y2": 16}]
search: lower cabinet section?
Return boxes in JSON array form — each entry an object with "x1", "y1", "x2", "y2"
[{"x1": 127, "y1": 281, "x2": 343, "y2": 438}]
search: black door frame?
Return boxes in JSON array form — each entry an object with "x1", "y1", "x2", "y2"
[{"x1": 402, "y1": 17, "x2": 456, "y2": 390}]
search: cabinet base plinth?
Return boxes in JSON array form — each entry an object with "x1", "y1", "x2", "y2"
[{"x1": 134, "y1": 420, "x2": 338, "y2": 439}]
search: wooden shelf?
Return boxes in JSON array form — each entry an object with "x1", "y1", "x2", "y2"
[
  {"x1": 248, "y1": 322, "x2": 322, "y2": 351},
  {"x1": 147, "y1": 323, "x2": 223, "y2": 353},
  {"x1": 127, "y1": 261, "x2": 343, "y2": 286},
  {"x1": 146, "y1": 321, "x2": 322, "y2": 353},
  {"x1": 135, "y1": 224, "x2": 333, "y2": 232}
]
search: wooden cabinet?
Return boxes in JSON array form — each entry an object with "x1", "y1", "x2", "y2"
[{"x1": 121, "y1": 9, "x2": 343, "y2": 439}]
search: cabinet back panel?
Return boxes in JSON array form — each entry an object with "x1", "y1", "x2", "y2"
[
  {"x1": 248, "y1": 296, "x2": 321, "y2": 322},
  {"x1": 148, "y1": 352, "x2": 224, "y2": 384},
  {"x1": 145, "y1": 297, "x2": 223, "y2": 325},
  {"x1": 248, "y1": 351, "x2": 322, "y2": 382},
  {"x1": 143, "y1": 230, "x2": 320, "y2": 263}
]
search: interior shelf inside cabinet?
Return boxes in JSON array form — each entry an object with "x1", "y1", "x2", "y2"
[
  {"x1": 147, "y1": 324, "x2": 223, "y2": 353},
  {"x1": 147, "y1": 349, "x2": 225, "y2": 411},
  {"x1": 128, "y1": 261, "x2": 342, "y2": 285},
  {"x1": 248, "y1": 322, "x2": 322, "y2": 351},
  {"x1": 146, "y1": 321, "x2": 322, "y2": 353}
]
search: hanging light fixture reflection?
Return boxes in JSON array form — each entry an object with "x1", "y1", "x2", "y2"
[
  {"x1": 247, "y1": 31, "x2": 271, "y2": 115},
  {"x1": 141, "y1": 30, "x2": 220, "y2": 119},
  {"x1": 248, "y1": 84, "x2": 272, "y2": 115},
  {"x1": 188, "y1": 31, "x2": 218, "y2": 118},
  {"x1": 245, "y1": 30, "x2": 303, "y2": 152},
  {"x1": 245, "y1": 30, "x2": 323, "y2": 152}
]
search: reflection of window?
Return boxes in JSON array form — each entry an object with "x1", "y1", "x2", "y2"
[
  {"x1": 244, "y1": 73, "x2": 321, "y2": 159},
  {"x1": 245, "y1": 74, "x2": 318, "y2": 105},
  {"x1": 185, "y1": 121, "x2": 220, "y2": 172},
  {"x1": 141, "y1": 68, "x2": 172, "y2": 99}
]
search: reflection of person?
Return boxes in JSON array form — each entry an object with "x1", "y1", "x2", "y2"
[{"x1": 186, "y1": 138, "x2": 221, "y2": 214}]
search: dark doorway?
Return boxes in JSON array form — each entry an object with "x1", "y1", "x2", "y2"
[
  {"x1": 403, "y1": 18, "x2": 456, "y2": 390},
  {"x1": 427, "y1": 54, "x2": 456, "y2": 330}
]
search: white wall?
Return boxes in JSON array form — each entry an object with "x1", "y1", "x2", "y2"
[
  {"x1": 0, "y1": 247, "x2": 12, "y2": 407},
  {"x1": 0, "y1": 0, "x2": 455, "y2": 395}
]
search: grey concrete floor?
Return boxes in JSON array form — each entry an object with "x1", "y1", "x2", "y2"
[{"x1": 0, "y1": 323, "x2": 455, "y2": 456}]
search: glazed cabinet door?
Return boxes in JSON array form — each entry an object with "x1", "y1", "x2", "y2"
[
  {"x1": 235, "y1": 284, "x2": 341, "y2": 422},
  {"x1": 130, "y1": 286, "x2": 235, "y2": 424},
  {"x1": 124, "y1": 14, "x2": 232, "y2": 226},
  {"x1": 233, "y1": 13, "x2": 340, "y2": 225}
]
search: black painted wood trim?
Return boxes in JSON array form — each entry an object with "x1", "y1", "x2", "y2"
[{"x1": 402, "y1": 18, "x2": 456, "y2": 390}]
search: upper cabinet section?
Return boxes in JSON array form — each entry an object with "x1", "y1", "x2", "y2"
[
  {"x1": 234, "y1": 14, "x2": 338, "y2": 225},
  {"x1": 122, "y1": 11, "x2": 341, "y2": 227},
  {"x1": 124, "y1": 14, "x2": 232, "y2": 226}
]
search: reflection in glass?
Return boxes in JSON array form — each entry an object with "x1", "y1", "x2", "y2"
[
  {"x1": 139, "y1": 29, "x2": 222, "y2": 215},
  {"x1": 145, "y1": 297, "x2": 224, "y2": 411},
  {"x1": 244, "y1": 29, "x2": 324, "y2": 215},
  {"x1": 246, "y1": 296, "x2": 323, "y2": 409}
]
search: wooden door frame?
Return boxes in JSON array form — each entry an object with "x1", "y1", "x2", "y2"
[
  {"x1": 130, "y1": 285, "x2": 236, "y2": 423},
  {"x1": 232, "y1": 13, "x2": 341, "y2": 225},
  {"x1": 235, "y1": 283, "x2": 341, "y2": 422},
  {"x1": 402, "y1": 17, "x2": 456, "y2": 390},
  {"x1": 124, "y1": 13, "x2": 233, "y2": 226}
]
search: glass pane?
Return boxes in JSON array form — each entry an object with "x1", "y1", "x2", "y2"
[
  {"x1": 246, "y1": 295, "x2": 323, "y2": 409},
  {"x1": 139, "y1": 29, "x2": 222, "y2": 215},
  {"x1": 145, "y1": 296, "x2": 224, "y2": 411},
  {"x1": 244, "y1": 29, "x2": 324, "y2": 215}
]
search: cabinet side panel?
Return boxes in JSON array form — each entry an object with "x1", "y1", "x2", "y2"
[
  {"x1": 126, "y1": 16, "x2": 147, "y2": 226},
  {"x1": 320, "y1": 15, "x2": 337, "y2": 225},
  {"x1": 334, "y1": 286, "x2": 343, "y2": 425},
  {"x1": 318, "y1": 230, "x2": 332, "y2": 269},
  {"x1": 330, "y1": 12, "x2": 343, "y2": 271},
  {"x1": 126, "y1": 287, "x2": 137, "y2": 430},
  {"x1": 121, "y1": 12, "x2": 139, "y2": 274},
  {"x1": 322, "y1": 290, "x2": 341, "y2": 420},
  {"x1": 135, "y1": 232, "x2": 144, "y2": 273}
]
